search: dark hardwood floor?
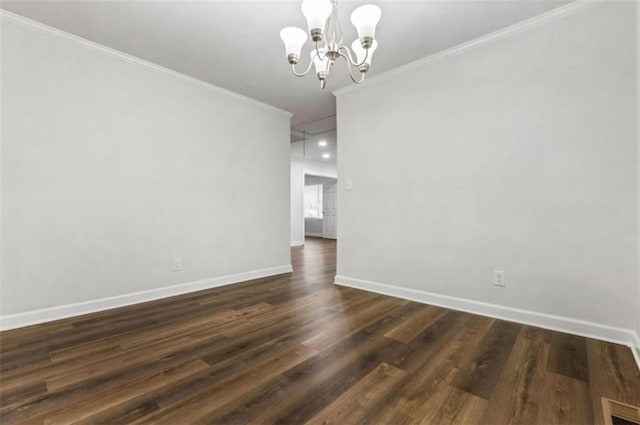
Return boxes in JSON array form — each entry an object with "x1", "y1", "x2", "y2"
[{"x1": 1, "y1": 237, "x2": 639, "y2": 424}]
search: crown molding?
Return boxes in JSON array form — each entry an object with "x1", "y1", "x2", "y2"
[
  {"x1": 0, "y1": 10, "x2": 294, "y2": 119},
  {"x1": 333, "y1": 0, "x2": 606, "y2": 97}
]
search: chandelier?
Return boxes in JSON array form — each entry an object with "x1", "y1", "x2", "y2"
[{"x1": 279, "y1": 0, "x2": 382, "y2": 89}]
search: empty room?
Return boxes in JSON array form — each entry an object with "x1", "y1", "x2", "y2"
[{"x1": 1, "y1": 0, "x2": 639, "y2": 424}]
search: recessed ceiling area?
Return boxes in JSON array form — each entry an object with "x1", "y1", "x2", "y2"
[
  {"x1": 1, "y1": 0, "x2": 572, "y2": 132},
  {"x1": 291, "y1": 129, "x2": 337, "y2": 164}
]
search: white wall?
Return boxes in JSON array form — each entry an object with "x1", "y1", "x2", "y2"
[
  {"x1": 305, "y1": 218, "x2": 323, "y2": 236},
  {"x1": 336, "y1": 1, "x2": 638, "y2": 339},
  {"x1": 637, "y1": 0, "x2": 640, "y2": 360},
  {"x1": 0, "y1": 14, "x2": 292, "y2": 323}
]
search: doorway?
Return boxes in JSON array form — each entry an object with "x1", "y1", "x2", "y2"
[{"x1": 304, "y1": 175, "x2": 337, "y2": 240}]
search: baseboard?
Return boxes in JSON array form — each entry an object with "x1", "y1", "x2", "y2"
[
  {"x1": 305, "y1": 233, "x2": 323, "y2": 238},
  {"x1": 334, "y1": 275, "x2": 638, "y2": 352},
  {"x1": 0, "y1": 265, "x2": 293, "y2": 331},
  {"x1": 291, "y1": 241, "x2": 304, "y2": 247},
  {"x1": 632, "y1": 331, "x2": 640, "y2": 373}
]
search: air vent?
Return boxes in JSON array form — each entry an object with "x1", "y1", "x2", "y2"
[{"x1": 602, "y1": 398, "x2": 640, "y2": 425}]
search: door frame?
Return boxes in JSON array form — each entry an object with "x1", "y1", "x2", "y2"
[
  {"x1": 302, "y1": 172, "x2": 337, "y2": 243},
  {"x1": 321, "y1": 181, "x2": 337, "y2": 239}
]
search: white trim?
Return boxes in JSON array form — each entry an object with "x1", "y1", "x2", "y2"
[
  {"x1": 632, "y1": 332, "x2": 640, "y2": 373},
  {"x1": 301, "y1": 169, "x2": 337, "y2": 242},
  {"x1": 0, "y1": 10, "x2": 293, "y2": 119},
  {"x1": 0, "y1": 265, "x2": 292, "y2": 330},
  {"x1": 291, "y1": 241, "x2": 304, "y2": 247},
  {"x1": 305, "y1": 232, "x2": 324, "y2": 238},
  {"x1": 333, "y1": 0, "x2": 604, "y2": 97},
  {"x1": 291, "y1": 161, "x2": 338, "y2": 247},
  {"x1": 292, "y1": 157, "x2": 338, "y2": 171},
  {"x1": 334, "y1": 275, "x2": 638, "y2": 350}
]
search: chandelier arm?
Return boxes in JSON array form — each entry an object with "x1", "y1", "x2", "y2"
[
  {"x1": 291, "y1": 60, "x2": 314, "y2": 77},
  {"x1": 338, "y1": 46, "x2": 355, "y2": 64},
  {"x1": 340, "y1": 52, "x2": 366, "y2": 84},
  {"x1": 338, "y1": 45, "x2": 369, "y2": 68}
]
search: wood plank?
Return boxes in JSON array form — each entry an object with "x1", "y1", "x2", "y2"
[
  {"x1": 479, "y1": 330, "x2": 549, "y2": 424},
  {"x1": 537, "y1": 372, "x2": 594, "y2": 425},
  {"x1": 418, "y1": 385, "x2": 489, "y2": 425},
  {"x1": 384, "y1": 304, "x2": 449, "y2": 343},
  {"x1": 547, "y1": 332, "x2": 590, "y2": 382},
  {"x1": 131, "y1": 344, "x2": 318, "y2": 425},
  {"x1": 304, "y1": 362, "x2": 407, "y2": 425},
  {"x1": 587, "y1": 339, "x2": 640, "y2": 425},
  {"x1": 37, "y1": 360, "x2": 209, "y2": 425},
  {"x1": 206, "y1": 324, "x2": 408, "y2": 425},
  {"x1": 2, "y1": 312, "x2": 233, "y2": 393},
  {"x1": 261, "y1": 337, "x2": 407, "y2": 424},
  {"x1": 387, "y1": 310, "x2": 471, "y2": 373},
  {"x1": 452, "y1": 319, "x2": 521, "y2": 399},
  {"x1": 0, "y1": 335, "x2": 228, "y2": 423},
  {"x1": 356, "y1": 312, "x2": 494, "y2": 424}
]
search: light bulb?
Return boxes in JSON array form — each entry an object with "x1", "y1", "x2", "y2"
[
  {"x1": 322, "y1": 153, "x2": 331, "y2": 159},
  {"x1": 301, "y1": 0, "x2": 332, "y2": 36},
  {"x1": 350, "y1": 4, "x2": 381, "y2": 47},
  {"x1": 311, "y1": 48, "x2": 329, "y2": 75},
  {"x1": 318, "y1": 140, "x2": 328, "y2": 147},
  {"x1": 280, "y1": 27, "x2": 308, "y2": 63},
  {"x1": 351, "y1": 39, "x2": 378, "y2": 68}
]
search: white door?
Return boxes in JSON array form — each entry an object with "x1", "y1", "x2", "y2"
[{"x1": 322, "y1": 183, "x2": 337, "y2": 239}]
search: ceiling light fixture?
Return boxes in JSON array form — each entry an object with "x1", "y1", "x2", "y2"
[
  {"x1": 318, "y1": 140, "x2": 328, "y2": 147},
  {"x1": 322, "y1": 153, "x2": 331, "y2": 159},
  {"x1": 280, "y1": 0, "x2": 382, "y2": 89}
]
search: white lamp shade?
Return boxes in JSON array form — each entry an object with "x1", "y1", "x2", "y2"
[
  {"x1": 311, "y1": 48, "x2": 329, "y2": 74},
  {"x1": 350, "y1": 4, "x2": 382, "y2": 40},
  {"x1": 280, "y1": 27, "x2": 308, "y2": 57},
  {"x1": 301, "y1": 0, "x2": 332, "y2": 32},
  {"x1": 351, "y1": 39, "x2": 377, "y2": 66}
]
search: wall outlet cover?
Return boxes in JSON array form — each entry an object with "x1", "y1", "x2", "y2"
[{"x1": 174, "y1": 258, "x2": 183, "y2": 271}]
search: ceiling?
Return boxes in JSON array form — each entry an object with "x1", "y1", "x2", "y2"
[
  {"x1": 2, "y1": 0, "x2": 571, "y2": 133},
  {"x1": 291, "y1": 130, "x2": 337, "y2": 164}
]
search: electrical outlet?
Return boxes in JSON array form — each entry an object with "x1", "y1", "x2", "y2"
[
  {"x1": 174, "y1": 258, "x2": 183, "y2": 272},
  {"x1": 494, "y1": 270, "x2": 505, "y2": 287}
]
